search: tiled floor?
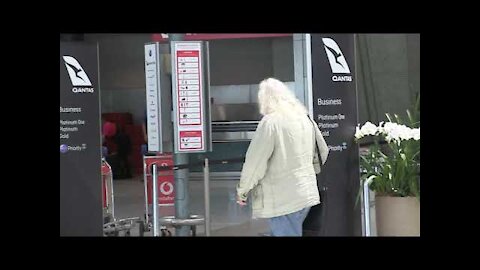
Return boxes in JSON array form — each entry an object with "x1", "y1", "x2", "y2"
[{"x1": 110, "y1": 176, "x2": 269, "y2": 237}]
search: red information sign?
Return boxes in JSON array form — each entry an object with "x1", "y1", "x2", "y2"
[
  {"x1": 179, "y1": 130, "x2": 203, "y2": 150},
  {"x1": 174, "y1": 42, "x2": 205, "y2": 152}
]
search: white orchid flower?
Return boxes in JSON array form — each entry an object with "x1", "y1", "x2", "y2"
[
  {"x1": 360, "y1": 121, "x2": 378, "y2": 136},
  {"x1": 355, "y1": 125, "x2": 364, "y2": 139}
]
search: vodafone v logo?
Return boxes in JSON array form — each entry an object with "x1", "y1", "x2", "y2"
[
  {"x1": 160, "y1": 182, "x2": 174, "y2": 195},
  {"x1": 63, "y1": 56, "x2": 92, "y2": 86}
]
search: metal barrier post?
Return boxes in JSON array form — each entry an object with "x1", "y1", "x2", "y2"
[
  {"x1": 105, "y1": 160, "x2": 115, "y2": 221},
  {"x1": 152, "y1": 163, "x2": 159, "y2": 236},
  {"x1": 363, "y1": 180, "x2": 371, "y2": 237},
  {"x1": 203, "y1": 158, "x2": 211, "y2": 236},
  {"x1": 143, "y1": 157, "x2": 149, "y2": 228},
  {"x1": 363, "y1": 165, "x2": 378, "y2": 237}
]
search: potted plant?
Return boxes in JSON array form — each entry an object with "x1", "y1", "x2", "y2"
[{"x1": 355, "y1": 96, "x2": 420, "y2": 236}]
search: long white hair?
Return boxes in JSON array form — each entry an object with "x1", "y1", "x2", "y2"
[{"x1": 257, "y1": 78, "x2": 307, "y2": 116}]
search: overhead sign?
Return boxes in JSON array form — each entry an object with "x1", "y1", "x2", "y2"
[
  {"x1": 171, "y1": 41, "x2": 212, "y2": 153},
  {"x1": 152, "y1": 33, "x2": 292, "y2": 42},
  {"x1": 144, "y1": 43, "x2": 163, "y2": 153}
]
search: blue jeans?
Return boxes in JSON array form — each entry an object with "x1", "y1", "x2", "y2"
[{"x1": 268, "y1": 207, "x2": 311, "y2": 236}]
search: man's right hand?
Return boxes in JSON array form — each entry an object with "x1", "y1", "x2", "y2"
[{"x1": 236, "y1": 194, "x2": 247, "y2": 206}]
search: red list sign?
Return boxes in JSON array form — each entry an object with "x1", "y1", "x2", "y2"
[{"x1": 172, "y1": 41, "x2": 206, "y2": 153}]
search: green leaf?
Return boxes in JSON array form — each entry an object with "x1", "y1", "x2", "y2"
[
  {"x1": 394, "y1": 114, "x2": 403, "y2": 124},
  {"x1": 406, "y1": 109, "x2": 414, "y2": 126},
  {"x1": 385, "y1": 113, "x2": 393, "y2": 123}
]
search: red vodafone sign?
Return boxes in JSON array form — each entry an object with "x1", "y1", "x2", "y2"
[{"x1": 144, "y1": 154, "x2": 174, "y2": 205}]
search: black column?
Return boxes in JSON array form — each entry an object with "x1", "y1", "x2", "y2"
[
  {"x1": 60, "y1": 41, "x2": 102, "y2": 236},
  {"x1": 303, "y1": 34, "x2": 361, "y2": 236}
]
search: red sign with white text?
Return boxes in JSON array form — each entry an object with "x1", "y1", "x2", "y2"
[
  {"x1": 144, "y1": 154, "x2": 174, "y2": 205},
  {"x1": 174, "y1": 42, "x2": 205, "y2": 152},
  {"x1": 179, "y1": 130, "x2": 203, "y2": 150}
]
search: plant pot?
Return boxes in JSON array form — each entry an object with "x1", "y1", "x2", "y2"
[{"x1": 375, "y1": 196, "x2": 420, "y2": 236}]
